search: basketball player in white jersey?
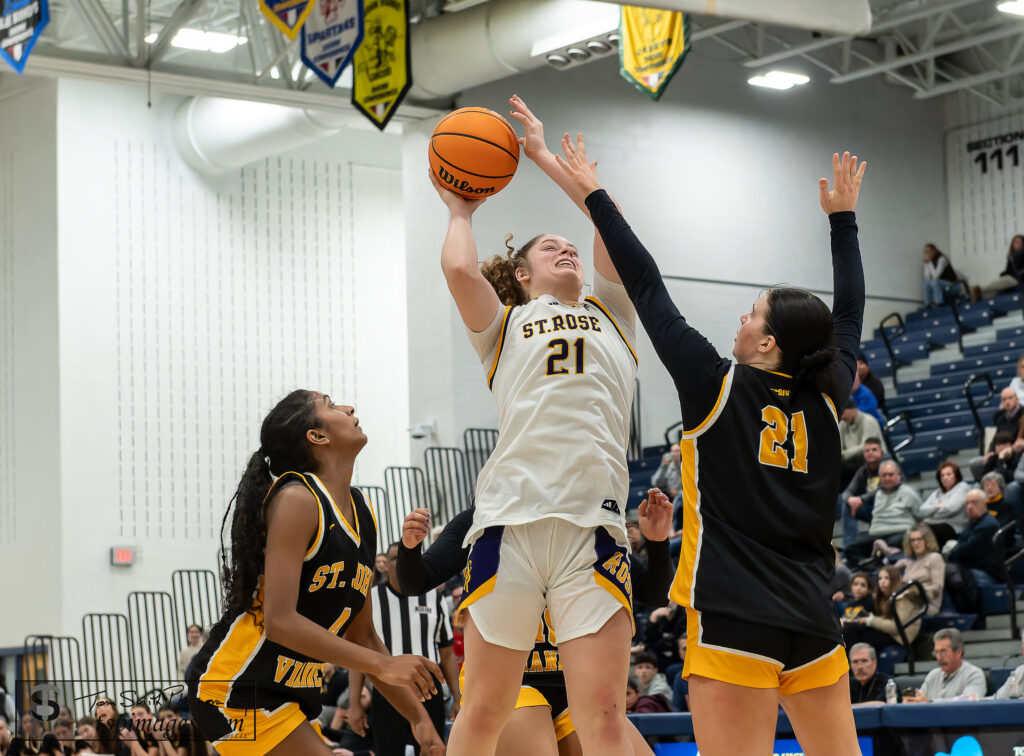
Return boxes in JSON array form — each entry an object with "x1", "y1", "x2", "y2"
[{"x1": 429, "y1": 95, "x2": 671, "y2": 756}]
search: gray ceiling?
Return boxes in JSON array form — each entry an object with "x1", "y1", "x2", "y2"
[{"x1": 6, "y1": 0, "x2": 1024, "y2": 115}]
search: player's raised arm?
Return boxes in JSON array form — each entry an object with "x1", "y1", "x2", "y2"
[
  {"x1": 819, "y1": 151, "x2": 868, "y2": 402},
  {"x1": 432, "y1": 171, "x2": 501, "y2": 332}
]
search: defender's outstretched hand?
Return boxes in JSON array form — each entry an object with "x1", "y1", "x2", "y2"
[
  {"x1": 554, "y1": 132, "x2": 603, "y2": 206},
  {"x1": 638, "y1": 488, "x2": 674, "y2": 542},
  {"x1": 508, "y1": 94, "x2": 548, "y2": 160},
  {"x1": 819, "y1": 151, "x2": 867, "y2": 215}
]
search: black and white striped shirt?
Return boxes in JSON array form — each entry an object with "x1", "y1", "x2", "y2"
[{"x1": 371, "y1": 582, "x2": 453, "y2": 663}]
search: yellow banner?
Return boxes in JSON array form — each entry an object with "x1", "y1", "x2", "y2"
[
  {"x1": 351, "y1": 0, "x2": 411, "y2": 131},
  {"x1": 259, "y1": 0, "x2": 316, "y2": 41},
  {"x1": 619, "y1": 6, "x2": 690, "y2": 100}
]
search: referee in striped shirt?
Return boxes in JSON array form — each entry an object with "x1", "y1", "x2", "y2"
[{"x1": 348, "y1": 541, "x2": 460, "y2": 755}]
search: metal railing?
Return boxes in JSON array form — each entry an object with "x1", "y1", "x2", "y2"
[
  {"x1": 663, "y1": 420, "x2": 683, "y2": 447},
  {"x1": 81, "y1": 613, "x2": 135, "y2": 708},
  {"x1": 424, "y1": 446, "x2": 473, "y2": 524},
  {"x1": 964, "y1": 373, "x2": 996, "y2": 454},
  {"x1": 22, "y1": 635, "x2": 86, "y2": 718},
  {"x1": 358, "y1": 485, "x2": 389, "y2": 552},
  {"x1": 891, "y1": 580, "x2": 928, "y2": 675},
  {"x1": 383, "y1": 466, "x2": 433, "y2": 548},
  {"x1": 463, "y1": 428, "x2": 498, "y2": 482},
  {"x1": 171, "y1": 569, "x2": 221, "y2": 635},
  {"x1": 879, "y1": 312, "x2": 908, "y2": 385},
  {"x1": 126, "y1": 591, "x2": 179, "y2": 699},
  {"x1": 994, "y1": 521, "x2": 1023, "y2": 641},
  {"x1": 885, "y1": 412, "x2": 915, "y2": 456}
]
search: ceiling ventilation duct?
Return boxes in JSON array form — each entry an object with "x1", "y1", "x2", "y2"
[{"x1": 174, "y1": 0, "x2": 870, "y2": 176}]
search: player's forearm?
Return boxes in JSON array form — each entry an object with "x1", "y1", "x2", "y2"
[
  {"x1": 265, "y1": 610, "x2": 385, "y2": 677},
  {"x1": 440, "y1": 213, "x2": 482, "y2": 280},
  {"x1": 440, "y1": 646, "x2": 461, "y2": 701}
]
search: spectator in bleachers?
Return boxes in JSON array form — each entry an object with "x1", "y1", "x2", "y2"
[
  {"x1": 625, "y1": 518, "x2": 648, "y2": 567},
  {"x1": 318, "y1": 662, "x2": 349, "y2": 740},
  {"x1": 844, "y1": 461, "x2": 921, "y2": 565},
  {"x1": 980, "y1": 471, "x2": 1019, "y2": 527},
  {"x1": 851, "y1": 374, "x2": 885, "y2": 426},
  {"x1": 373, "y1": 553, "x2": 389, "y2": 586},
  {"x1": 969, "y1": 388, "x2": 1024, "y2": 480},
  {"x1": 840, "y1": 401, "x2": 883, "y2": 480},
  {"x1": 840, "y1": 572, "x2": 874, "y2": 625},
  {"x1": 650, "y1": 443, "x2": 681, "y2": 504},
  {"x1": 1009, "y1": 354, "x2": 1024, "y2": 405},
  {"x1": 829, "y1": 546, "x2": 853, "y2": 602},
  {"x1": 176, "y1": 624, "x2": 202, "y2": 682},
  {"x1": 943, "y1": 489, "x2": 1003, "y2": 612},
  {"x1": 10, "y1": 712, "x2": 45, "y2": 756},
  {"x1": 643, "y1": 601, "x2": 685, "y2": 672},
  {"x1": 922, "y1": 243, "x2": 962, "y2": 308},
  {"x1": 848, "y1": 642, "x2": 900, "y2": 704},
  {"x1": 896, "y1": 524, "x2": 945, "y2": 615},
  {"x1": 0, "y1": 717, "x2": 9, "y2": 756},
  {"x1": 624, "y1": 678, "x2": 640, "y2": 714},
  {"x1": 126, "y1": 704, "x2": 157, "y2": 755},
  {"x1": 667, "y1": 635, "x2": 689, "y2": 712},
  {"x1": 840, "y1": 437, "x2": 886, "y2": 547},
  {"x1": 971, "y1": 234, "x2": 1024, "y2": 302},
  {"x1": 981, "y1": 432, "x2": 1022, "y2": 486},
  {"x1": 857, "y1": 353, "x2": 887, "y2": 416},
  {"x1": 916, "y1": 461, "x2": 970, "y2": 545},
  {"x1": 630, "y1": 652, "x2": 672, "y2": 712},
  {"x1": 843, "y1": 565, "x2": 922, "y2": 655},
  {"x1": 993, "y1": 632, "x2": 1024, "y2": 699},
  {"x1": 903, "y1": 628, "x2": 986, "y2": 701},
  {"x1": 74, "y1": 718, "x2": 97, "y2": 754}
]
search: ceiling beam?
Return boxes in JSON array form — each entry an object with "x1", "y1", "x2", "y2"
[
  {"x1": 831, "y1": 22, "x2": 1024, "y2": 84},
  {"x1": 914, "y1": 59, "x2": 1024, "y2": 98},
  {"x1": 73, "y1": 0, "x2": 131, "y2": 59},
  {"x1": 148, "y1": 0, "x2": 206, "y2": 64},
  {"x1": 743, "y1": 0, "x2": 988, "y2": 69}
]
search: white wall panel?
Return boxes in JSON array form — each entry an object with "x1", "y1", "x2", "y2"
[{"x1": 0, "y1": 150, "x2": 15, "y2": 546}]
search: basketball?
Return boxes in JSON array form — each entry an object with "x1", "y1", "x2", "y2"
[{"x1": 429, "y1": 107, "x2": 520, "y2": 198}]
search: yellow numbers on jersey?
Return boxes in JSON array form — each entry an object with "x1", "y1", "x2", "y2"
[
  {"x1": 758, "y1": 406, "x2": 809, "y2": 473},
  {"x1": 546, "y1": 337, "x2": 586, "y2": 376}
]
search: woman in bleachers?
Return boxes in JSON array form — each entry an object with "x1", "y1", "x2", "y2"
[
  {"x1": 896, "y1": 524, "x2": 945, "y2": 616},
  {"x1": 922, "y1": 243, "x2": 962, "y2": 308},
  {"x1": 1008, "y1": 355, "x2": 1024, "y2": 405},
  {"x1": 971, "y1": 234, "x2": 1024, "y2": 302},
  {"x1": 842, "y1": 566, "x2": 922, "y2": 654},
  {"x1": 916, "y1": 461, "x2": 970, "y2": 545},
  {"x1": 981, "y1": 472, "x2": 1019, "y2": 527}
]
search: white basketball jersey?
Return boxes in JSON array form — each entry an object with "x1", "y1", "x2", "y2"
[{"x1": 465, "y1": 273, "x2": 638, "y2": 546}]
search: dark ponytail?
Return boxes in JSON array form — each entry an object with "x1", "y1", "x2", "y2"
[
  {"x1": 764, "y1": 288, "x2": 841, "y2": 399},
  {"x1": 220, "y1": 389, "x2": 319, "y2": 622}
]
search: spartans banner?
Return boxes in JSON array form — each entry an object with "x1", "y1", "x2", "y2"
[
  {"x1": 1, "y1": 0, "x2": 49, "y2": 75},
  {"x1": 301, "y1": 0, "x2": 363, "y2": 88},
  {"x1": 619, "y1": 6, "x2": 690, "y2": 101},
  {"x1": 260, "y1": 0, "x2": 316, "y2": 41},
  {"x1": 351, "y1": 0, "x2": 411, "y2": 131}
]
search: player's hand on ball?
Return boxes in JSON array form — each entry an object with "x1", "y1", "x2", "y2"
[
  {"x1": 555, "y1": 133, "x2": 603, "y2": 201},
  {"x1": 429, "y1": 169, "x2": 486, "y2": 216},
  {"x1": 402, "y1": 508, "x2": 431, "y2": 549},
  {"x1": 508, "y1": 94, "x2": 548, "y2": 160},
  {"x1": 638, "y1": 487, "x2": 673, "y2": 542},
  {"x1": 819, "y1": 151, "x2": 866, "y2": 215},
  {"x1": 381, "y1": 654, "x2": 444, "y2": 701}
]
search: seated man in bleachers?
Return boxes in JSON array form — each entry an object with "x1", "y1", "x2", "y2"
[
  {"x1": 840, "y1": 401, "x2": 883, "y2": 482},
  {"x1": 980, "y1": 471, "x2": 1019, "y2": 527},
  {"x1": 903, "y1": 628, "x2": 986, "y2": 702},
  {"x1": 993, "y1": 631, "x2": 1024, "y2": 699},
  {"x1": 848, "y1": 642, "x2": 900, "y2": 705},
  {"x1": 980, "y1": 432, "x2": 1022, "y2": 487},
  {"x1": 845, "y1": 460, "x2": 921, "y2": 565},
  {"x1": 840, "y1": 437, "x2": 886, "y2": 547},
  {"x1": 942, "y1": 488, "x2": 1004, "y2": 612},
  {"x1": 650, "y1": 443, "x2": 681, "y2": 505},
  {"x1": 969, "y1": 387, "x2": 1024, "y2": 480},
  {"x1": 857, "y1": 352, "x2": 887, "y2": 417}
]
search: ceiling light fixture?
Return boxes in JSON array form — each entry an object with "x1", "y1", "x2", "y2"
[
  {"x1": 145, "y1": 29, "x2": 247, "y2": 53},
  {"x1": 748, "y1": 70, "x2": 810, "y2": 90},
  {"x1": 997, "y1": 0, "x2": 1024, "y2": 16}
]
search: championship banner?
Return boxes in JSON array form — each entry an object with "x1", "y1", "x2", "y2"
[
  {"x1": 301, "y1": 0, "x2": 363, "y2": 88},
  {"x1": 1, "y1": 0, "x2": 49, "y2": 75},
  {"x1": 259, "y1": 0, "x2": 316, "y2": 41},
  {"x1": 619, "y1": 6, "x2": 690, "y2": 101},
  {"x1": 351, "y1": 0, "x2": 411, "y2": 131}
]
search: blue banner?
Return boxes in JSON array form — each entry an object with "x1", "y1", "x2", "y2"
[
  {"x1": 654, "y1": 738, "x2": 874, "y2": 756},
  {"x1": 0, "y1": 0, "x2": 48, "y2": 75},
  {"x1": 301, "y1": 0, "x2": 364, "y2": 88}
]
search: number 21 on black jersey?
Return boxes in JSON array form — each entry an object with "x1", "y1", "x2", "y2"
[{"x1": 758, "y1": 406, "x2": 808, "y2": 473}]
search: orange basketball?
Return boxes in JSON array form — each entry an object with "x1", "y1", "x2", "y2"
[{"x1": 429, "y1": 107, "x2": 520, "y2": 198}]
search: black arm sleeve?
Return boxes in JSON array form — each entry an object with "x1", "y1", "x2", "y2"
[
  {"x1": 828, "y1": 211, "x2": 865, "y2": 404},
  {"x1": 395, "y1": 507, "x2": 473, "y2": 595},
  {"x1": 585, "y1": 190, "x2": 730, "y2": 428},
  {"x1": 631, "y1": 538, "x2": 673, "y2": 607}
]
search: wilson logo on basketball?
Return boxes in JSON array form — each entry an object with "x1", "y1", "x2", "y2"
[{"x1": 437, "y1": 166, "x2": 497, "y2": 195}]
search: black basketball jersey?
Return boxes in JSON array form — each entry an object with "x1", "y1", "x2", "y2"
[
  {"x1": 670, "y1": 365, "x2": 843, "y2": 641},
  {"x1": 523, "y1": 608, "x2": 562, "y2": 687},
  {"x1": 191, "y1": 473, "x2": 377, "y2": 720}
]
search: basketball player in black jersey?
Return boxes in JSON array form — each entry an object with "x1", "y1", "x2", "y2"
[
  {"x1": 553, "y1": 141, "x2": 867, "y2": 755},
  {"x1": 186, "y1": 390, "x2": 445, "y2": 756}
]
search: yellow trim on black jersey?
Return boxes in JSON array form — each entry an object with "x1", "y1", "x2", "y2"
[
  {"x1": 766, "y1": 369, "x2": 794, "y2": 379},
  {"x1": 197, "y1": 588, "x2": 266, "y2": 707},
  {"x1": 487, "y1": 306, "x2": 514, "y2": 390},
  {"x1": 584, "y1": 296, "x2": 638, "y2": 365},
  {"x1": 669, "y1": 440, "x2": 702, "y2": 608},
  {"x1": 262, "y1": 472, "x2": 324, "y2": 562},
  {"x1": 822, "y1": 393, "x2": 839, "y2": 424},
  {"x1": 310, "y1": 474, "x2": 360, "y2": 546},
  {"x1": 680, "y1": 366, "x2": 735, "y2": 438}
]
